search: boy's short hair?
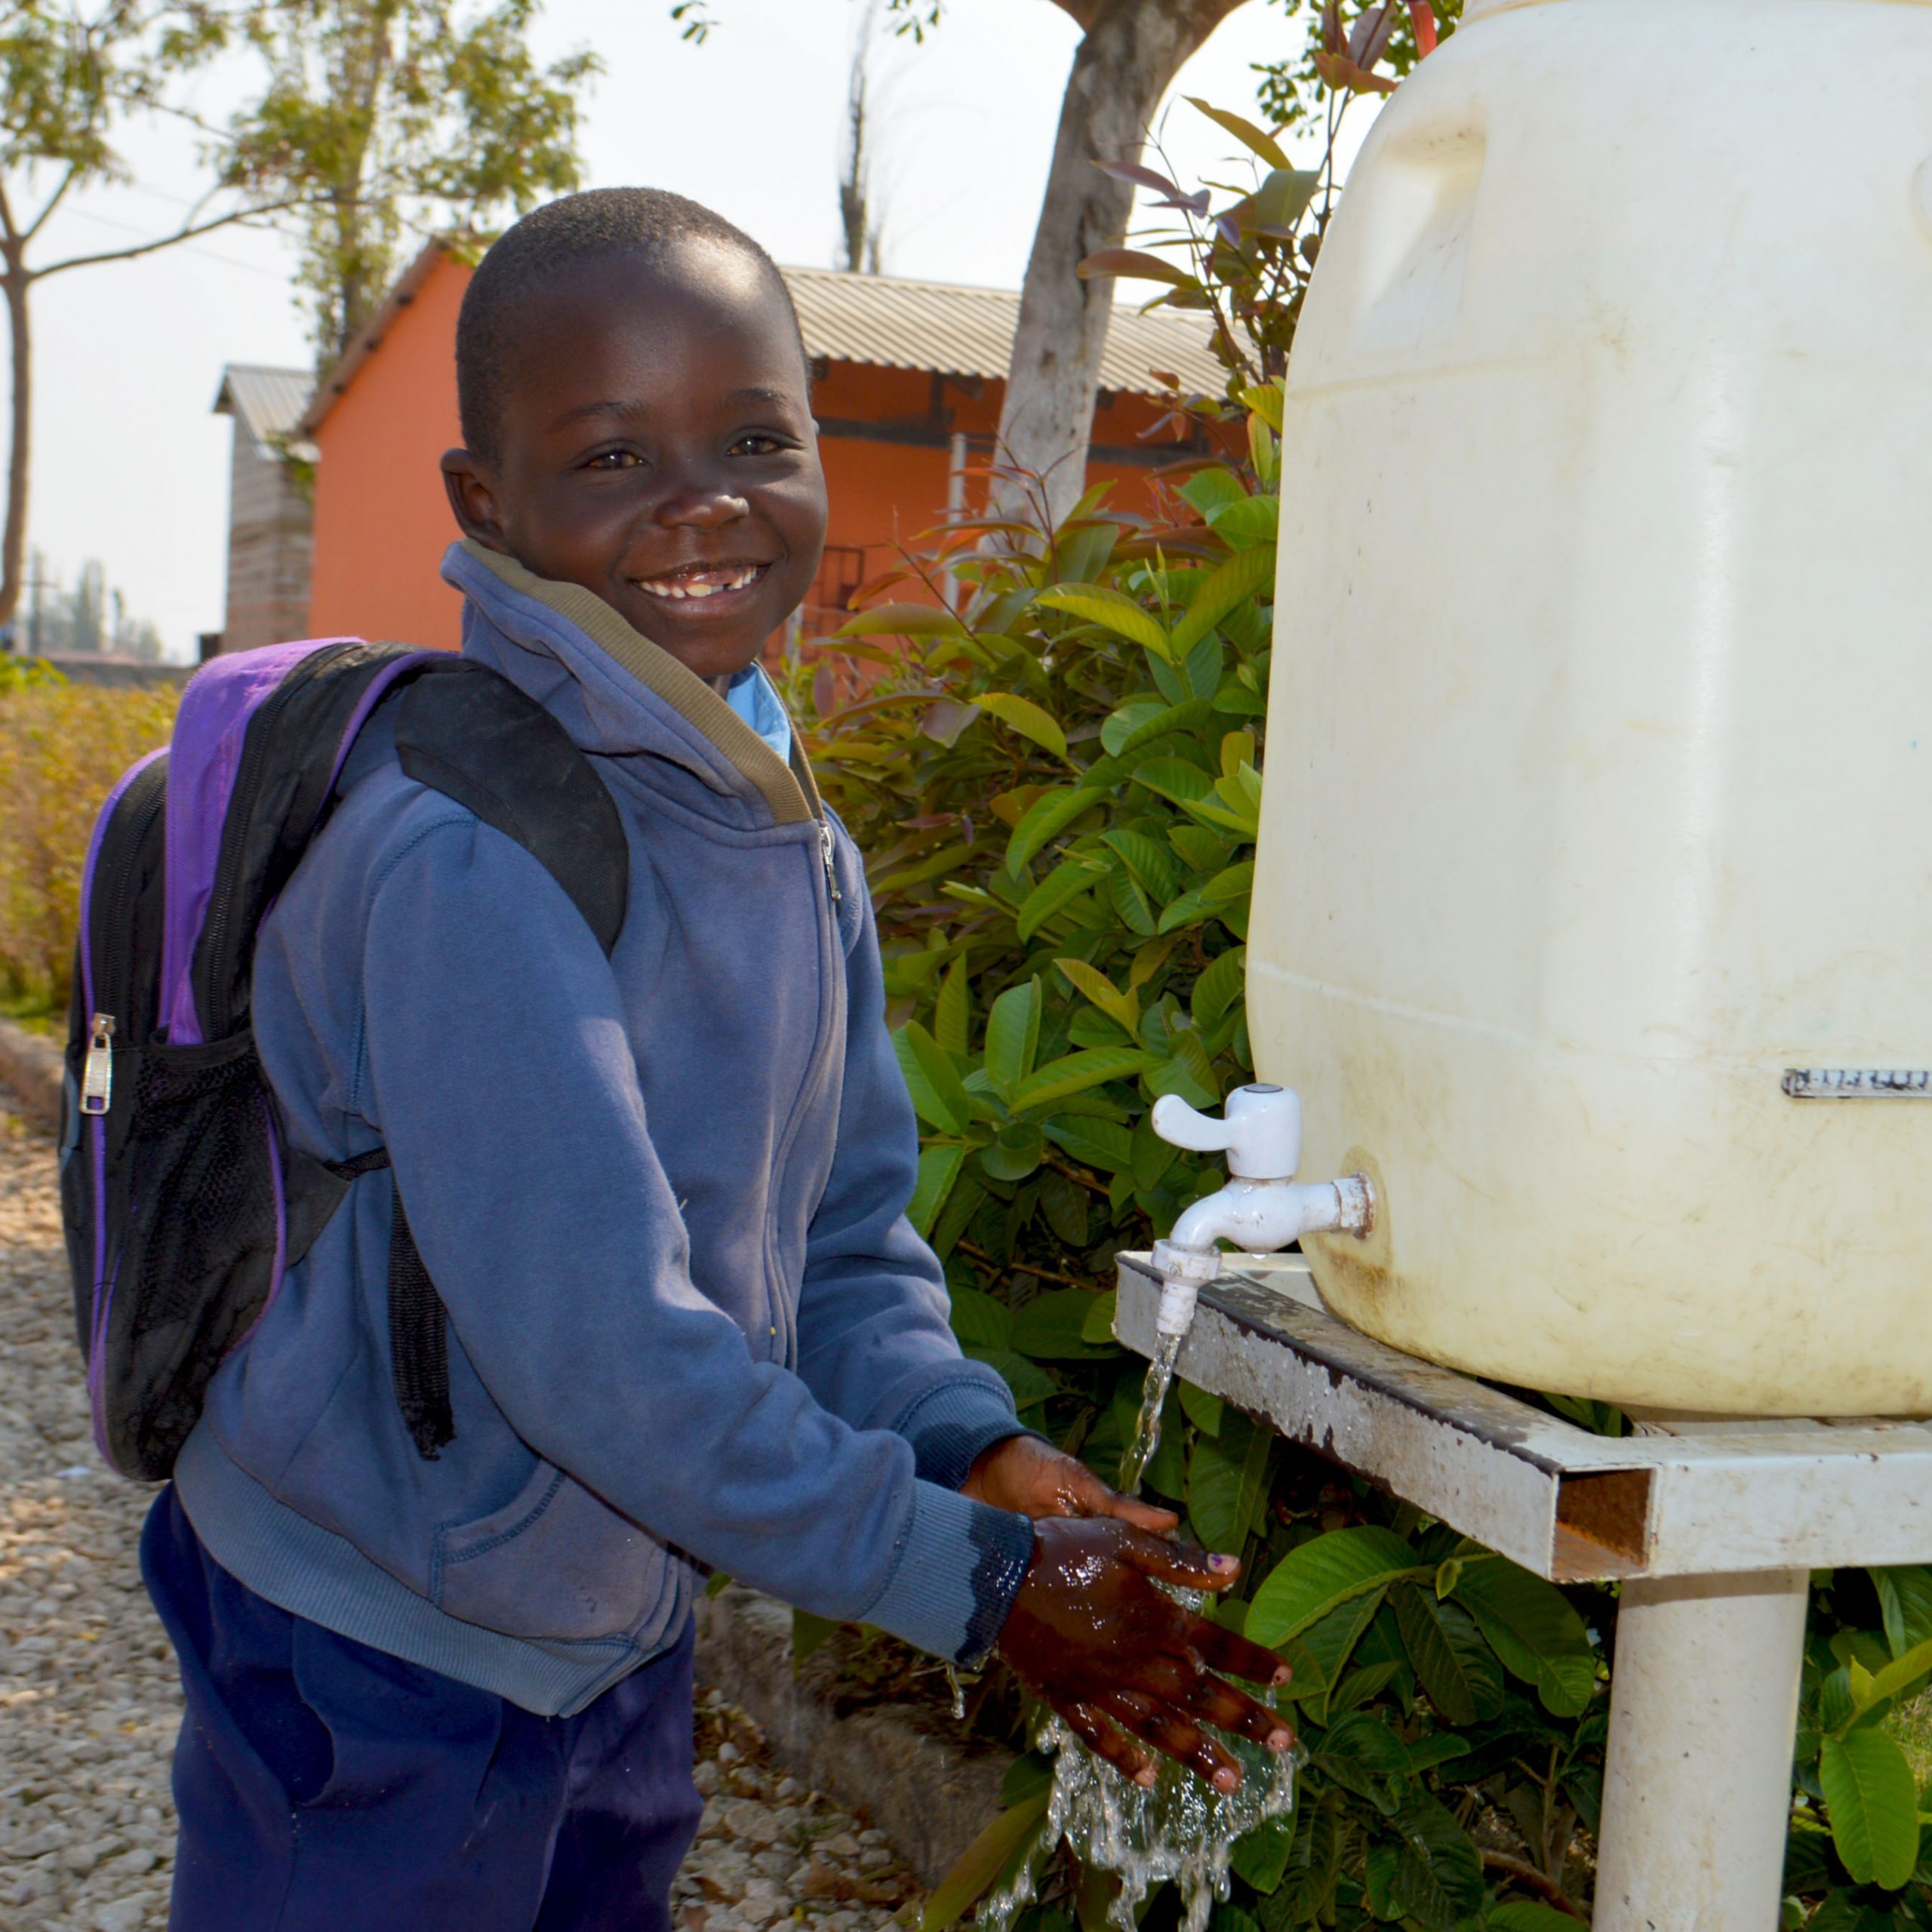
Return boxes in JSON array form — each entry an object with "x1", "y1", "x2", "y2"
[{"x1": 456, "y1": 186, "x2": 808, "y2": 463}]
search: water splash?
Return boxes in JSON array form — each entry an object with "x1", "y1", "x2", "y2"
[
  {"x1": 974, "y1": 1339, "x2": 1297, "y2": 1932},
  {"x1": 977, "y1": 1699, "x2": 1298, "y2": 1932}
]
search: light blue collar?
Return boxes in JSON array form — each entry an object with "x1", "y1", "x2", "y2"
[{"x1": 725, "y1": 664, "x2": 792, "y2": 764}]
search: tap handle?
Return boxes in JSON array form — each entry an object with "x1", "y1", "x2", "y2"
[
  {"x1": 1151, "y1": 1084, "x2": 1303, "y2": 1181},
  {"x1": 1151, "y1": 1094, "x2": 1238, "y2": 1153}
]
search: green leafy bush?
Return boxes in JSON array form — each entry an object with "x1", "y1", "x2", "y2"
[{"x1": 0, "y1": 667, "x2": 179, "y2": 1016}]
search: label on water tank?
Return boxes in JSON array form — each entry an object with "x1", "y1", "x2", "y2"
[{"x1": 1782, "y1": 1069, "x2": 1932, "y2": 1099}]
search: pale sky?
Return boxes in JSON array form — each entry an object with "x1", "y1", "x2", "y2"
[{"x1": 14, "y1": 0, "x2": 1360, "y2": 659}]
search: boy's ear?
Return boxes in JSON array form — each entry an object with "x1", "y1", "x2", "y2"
[{"x1": 441, "y1": 448, "x2": 512, "y2": 553}]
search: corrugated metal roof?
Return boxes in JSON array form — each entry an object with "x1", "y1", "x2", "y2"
[
  {"x1": 299, "y1": 242, "x2": 1226, "y2": 436},
  {"x1": 782, "y1": 265, "x2": 1223, "y2": 397},
  {"x1": 214, "y1": 365, "x2": 315, "y2": 458}
]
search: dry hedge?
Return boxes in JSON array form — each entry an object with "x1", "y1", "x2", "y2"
[{"x1": 0, "y1": 678, "x2": 179, "y2": 1011}]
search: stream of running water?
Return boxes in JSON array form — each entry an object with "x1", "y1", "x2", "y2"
[{"x1": 976, "y1": 1331, "x2": 1298, "y2": 1932}]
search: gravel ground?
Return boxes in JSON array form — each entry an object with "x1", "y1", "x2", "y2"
[{"x1": 0, "y1": 1088, "x2": 926, "y2": 1932}]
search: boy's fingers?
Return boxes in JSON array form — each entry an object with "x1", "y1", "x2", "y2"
[
  {"x1": 1097, "y1": 1692, "x2": 1242, "y2": 1793},
  {"x1": 1053, "y1": 1697, "x2": 1155, "y2": 1788},
  {"x1": 1189, "y1": 1620, "x2": 1294, "y2": 1690},
  {"x1": 1090, "y1": 1491, "x2": 1181, "y2": 1534},
  {"x1": 1175, "y1": 1676, "x2": 1295, "y2": 1753},
  {"x1": 1117, "y1": 1528, "x2": 1241, "y2": 1592},
  {"x1": 1059, "y1": 1463, "x2": 1178, "y2": 1533},
  {"x1": 1111, "y1": 1656, "x2": 1294, "y2": 1755}
]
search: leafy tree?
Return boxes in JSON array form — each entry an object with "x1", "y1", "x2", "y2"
[
  {"x1": 0, "y1": 0, "x2": 593, "y2": 636},
  {"x1": 223, "y1": 0, "x2": 598, "y2": 363},
  {"x1": 0, "y1": 0, "x2": 270, "y2": 627}
]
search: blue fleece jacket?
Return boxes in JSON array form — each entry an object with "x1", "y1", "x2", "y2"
[{"x1": 171, "y1": 540, "x2": 1035, "y2": 1718}]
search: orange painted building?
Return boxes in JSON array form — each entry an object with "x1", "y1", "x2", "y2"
[{"x1": 298, "y1": 241, "x2": 1226, "y2": 651}]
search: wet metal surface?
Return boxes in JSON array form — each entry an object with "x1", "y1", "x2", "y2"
[{"x1": 1114, "y1": 1253, "x2": 1932, "y2": 1582}]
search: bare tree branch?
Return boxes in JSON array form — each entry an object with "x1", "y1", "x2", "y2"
[
  {"x1": 1479, "y1": 1853, "x2": 1589, "y2": 1921},
  {"x1": 22, "y1": 167, "x2": 82, "y2": 244},
  {"x1": 32, "y1": 198, "x2": 309, "y2": 281}
]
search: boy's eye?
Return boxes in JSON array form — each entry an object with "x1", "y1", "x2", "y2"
[
  {"x1": 731, "y1": 432, "x2": 794, "y2": 457},
  {"x1": 585, "y1": 449, "x2": 642, "y2": 471}
]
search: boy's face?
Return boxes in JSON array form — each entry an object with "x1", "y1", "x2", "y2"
[{"x1": 443, "y1": 245, "x2": 828, "y2": 685}]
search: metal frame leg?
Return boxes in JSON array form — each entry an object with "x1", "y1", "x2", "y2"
[{"x1": 1593, "y1": 1567, "x2": 1808, "y2": 1930}]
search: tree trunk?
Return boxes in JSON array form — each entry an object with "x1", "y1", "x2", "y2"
[
  {"x1": 993, "y1": 0, "x2": 1248, "y2": 528},
  {"x1": 0, "y1": 257, "x2": 30, "y2": 630}
]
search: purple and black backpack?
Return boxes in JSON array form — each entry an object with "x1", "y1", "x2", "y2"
[{"x1": 60, "y1": 638, "x2": 627, "y2": 1481}]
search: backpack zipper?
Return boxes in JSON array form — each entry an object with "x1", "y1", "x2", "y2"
[
  {"x1": 818, "y1": 820, "x2": 842, "y2": 903},
  {"x1": 81, "y1": 755, "x2": 168, "y2": 1115},
  {"x1": 81, "y1": 1015, "x2": 115, "y2": 1115}
]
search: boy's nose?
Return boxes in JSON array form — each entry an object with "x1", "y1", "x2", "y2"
[{"x1": 656, "y1": 488, "x2": 750, "y2": 530}]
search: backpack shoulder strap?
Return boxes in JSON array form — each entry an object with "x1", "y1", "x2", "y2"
[
  {"x1": 390, "y1": 659, "x2": 627, "y2": 955},
  {"x1": 312, "y1": 660, "x2": 630, "y2": 1463}
]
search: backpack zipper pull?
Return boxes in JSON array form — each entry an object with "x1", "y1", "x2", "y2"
[
  {"x1": 818, "y1": 821, "x2": 843, "y2": 904},
  {"x1": 82, "y1": 1014, "x2": 115, "y2": 1115}
]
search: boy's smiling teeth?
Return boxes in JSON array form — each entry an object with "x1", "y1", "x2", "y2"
[{"x1": 635, "y1": 562, "x2": 766, "y2": 601}]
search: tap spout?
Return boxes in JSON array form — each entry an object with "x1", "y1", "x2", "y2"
[
  {"x1": 1143, "y1": 1084, "x2": 1375, "y2": 1337},
  {"x1": 1171, "y1": 1173, "x2": 1376, "y2": 1253}
]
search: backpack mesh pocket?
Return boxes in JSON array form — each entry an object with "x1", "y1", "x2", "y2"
[{"x1": 109, "y1": 1032, "x2": 279, "y2": 1475}]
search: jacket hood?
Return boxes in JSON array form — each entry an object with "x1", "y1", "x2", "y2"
[{"x1": 441, "y1": 539, "x2": 817, "y2": 829}]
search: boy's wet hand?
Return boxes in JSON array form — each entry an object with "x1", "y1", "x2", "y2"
[
  {"x1": 994, "y1": 1518, "x2": 1293, "y2": 1793},
  {"x1": 961, "y1": 1436, "x2": 1177, "y2": 1534}
]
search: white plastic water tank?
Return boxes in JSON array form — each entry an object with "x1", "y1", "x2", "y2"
[{"x1": 1249, "y1": 0, "x2": 1932, "y2": 1415}]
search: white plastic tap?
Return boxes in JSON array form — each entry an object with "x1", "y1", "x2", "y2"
[{"x1": 1146, "y1": 1084, "x2": 1374, "y2": 1335}]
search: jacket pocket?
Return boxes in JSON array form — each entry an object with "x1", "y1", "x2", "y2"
[{"x1": 432, "y1": 1460, "x2": 666, "y2": 1643}]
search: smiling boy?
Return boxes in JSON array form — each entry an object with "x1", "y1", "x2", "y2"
[{"x1": 142, "y1": 189, "x2": 1291, "y2": 1932}]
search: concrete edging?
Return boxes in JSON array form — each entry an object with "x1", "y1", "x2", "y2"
[
  {"x1": 694, "y1": 1585, "x2": 1013, "y2": 1890},
  {"x1": 0, "y1": 1017, "x2": 62, "y2": 1137}
]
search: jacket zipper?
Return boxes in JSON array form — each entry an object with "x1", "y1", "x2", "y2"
[
  {"x1": 762, "y1": 818, "x2": 848, "y2": 1369},
  {"x1": 818, "y1": 821, "x2": 842, "y2": 903}
]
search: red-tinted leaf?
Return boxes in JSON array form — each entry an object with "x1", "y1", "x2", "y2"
[
  {"x1": 1091, "y1": 158, "x2": 1186, "y2": 201},
  {"x1": 849, "y1": 568, "x2": 912, "y2": 604},
  {"x1": 818, "y1": 688, "x2": 949, "y2": 729},
  {"x1": 1315, "y1": 48, "x2": 1400, "y2": 93},
  {"x1": 918, "y1": 518, "x2": 1047, "y2": 541},
  {"x1": 1349, "y1": 0, "x2": 1394, "y2": 65},
  {"x1": 1077, "y1": 248, "x2": 1193, "y2": 288},
  {"x1": 1409, "y1": 0, "x2": 1438, "y2": 55}
]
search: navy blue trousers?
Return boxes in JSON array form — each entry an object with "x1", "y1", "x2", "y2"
[{"x1": 141, "y1": 1487, "x2": 703, "y2": 1932}]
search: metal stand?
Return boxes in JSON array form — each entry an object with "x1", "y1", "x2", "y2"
[{"x1": 1113, "y1": 1253, "x2": 1932, "y2": 1928}]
